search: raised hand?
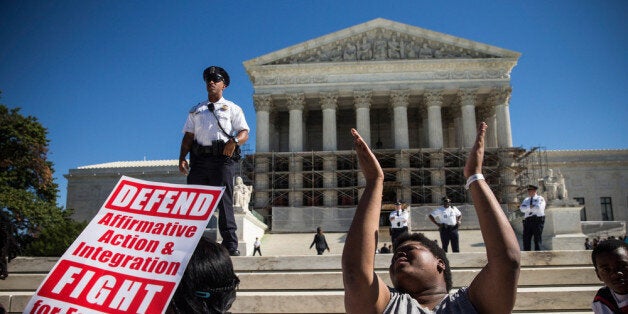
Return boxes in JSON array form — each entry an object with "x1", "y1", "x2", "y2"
[
  {"x1": 464, "y1": 122, "x2": 487, "y2": 178},
  {"x1": 351, "y1": 128, "x2": 384, "y2": 182}
]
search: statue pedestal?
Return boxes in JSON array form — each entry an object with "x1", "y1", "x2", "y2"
[
  {"x1": 542, "y1": 206, "x2": 586, "y2": 250},
  {"x1": 204, "y1": 208, "x2": 268, "y2": 256}
]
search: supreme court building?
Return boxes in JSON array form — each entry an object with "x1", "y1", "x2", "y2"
[
  {"x1": 66, "y1": 19, "x2": 627, "y2": 233},
  {"x1": 243, "y1": 18, "x2": 522, "y2": 231}
]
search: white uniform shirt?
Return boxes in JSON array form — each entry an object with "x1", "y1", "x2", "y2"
[
  {"x1": 430, "y1": 206, "x2": 461, "y2": 226},
  {"x1": 182, "y1": 97, "x2": 250, "y2": 146},
  {"x1": 519, "y1": 194, "x2": 546, "y2": 218},
  {"x1": 254, "y1": 240, "x2": 261, "y2": 248},
  {"x1": 389, "y1": 209, "x2": 409, "y2": 229}
]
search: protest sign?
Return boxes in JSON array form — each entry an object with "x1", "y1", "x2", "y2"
[{"x1": 24, "y1": 176, "x2": 224, "y2": 314}]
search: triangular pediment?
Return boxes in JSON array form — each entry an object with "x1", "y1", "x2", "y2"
[{"x1": 244, "y1": 18, "x2": 520, "y2": 67}]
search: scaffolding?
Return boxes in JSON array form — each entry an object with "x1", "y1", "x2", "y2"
[{"x1": 244, "y1": 146, "x2": 535, "y2": 218}]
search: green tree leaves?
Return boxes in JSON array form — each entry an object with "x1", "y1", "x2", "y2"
[{"x1": 1, "y1": 101, "x2": 86, "y2": 257}]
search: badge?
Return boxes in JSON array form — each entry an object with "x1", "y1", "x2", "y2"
[{"x1": 221, "y1": 104, "x2": 229, "y2": 110}]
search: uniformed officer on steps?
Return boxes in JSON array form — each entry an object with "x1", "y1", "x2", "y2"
[
  {"x1": 389, "y1": 200, "x2": 409, "y2": 245},
  {"x1": 520, "y1": 184, "x2": 546, "y2": 251},
  {"x1": 429, "y1": 197, "x2": 462, "y2": 252},
  {"x1": 178, "y1": 66, "x2": 250, "y2": 256}
]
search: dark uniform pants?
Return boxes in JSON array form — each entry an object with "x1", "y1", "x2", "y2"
[
  {"x1": 523, "y1": 216, "x2": 545, "y2": 251},
  {"x1": 188, "y1": 153, "x2": 238, "y2": 252},
  {"x1": 439, "y1": 225, "x2": 460, "y2": 253}
]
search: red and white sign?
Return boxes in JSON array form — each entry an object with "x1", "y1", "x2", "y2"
[{"x1": 24, "y1": 176, "x2": 224, "y2": 314}]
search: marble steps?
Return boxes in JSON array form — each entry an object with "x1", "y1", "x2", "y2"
[{"x1": 0, "y1": 251, "x2": 598, "y2": 313}]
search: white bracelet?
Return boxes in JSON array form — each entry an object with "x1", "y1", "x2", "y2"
[{"x1": 465, "y1": 174, "x2": 485, "y2": 190}]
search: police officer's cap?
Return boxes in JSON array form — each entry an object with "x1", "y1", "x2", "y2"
[
  {"x1": 527, "y1": 185, "x2": 538, "y2": 190},
  {"x1": 394, "y1": 200, "x2": 402, "y2": 205},
  {"x1": 442, "y1": 197, "x2": 451, "y2": 203},
  {"x1": 203, "y1": 66, "x2": 230, "y2": 87}
]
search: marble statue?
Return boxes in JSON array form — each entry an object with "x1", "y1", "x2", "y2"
[
  {"x1": 233, "y1": 176, "x2": 253, "y2": 212},
  {"x1": 542, "y1": 169, "x2": 558, "y2": 201},
  {"x1": 358, "y1": 37, "x2": 372, "y2": 60},
  {"x1": 343, "y1": 42, "x2": 357, "y2": 61},
  {"x1": 556, "y1": 170, "x2": 568, "y2": 200}
]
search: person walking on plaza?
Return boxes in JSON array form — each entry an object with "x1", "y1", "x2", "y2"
[
  {"x1": 178, "y1": 66, "x2": 250, "y2": 256},
  {"x1": 520, "y1": 184, "x2": 546, "y2": 251},
  {"x1": 389, "y1": 200, "x2": 409, "y2": 245},
  {"x1": 342, "y1": 122, "x2": 520, "y2": 313},
  {"x1": 310, "y1": 227, "x2": 330, "y2": 255},
  {"x1": 429, "y1": 197, "x2": 462, "y2": 253},
  {"x1": 253, "y1": 237, "x2": 262, "y2": 256}
]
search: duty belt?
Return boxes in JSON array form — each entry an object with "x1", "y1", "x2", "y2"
[{"x1": 193, "y1": 143, "x2": 216, "y2": 155}]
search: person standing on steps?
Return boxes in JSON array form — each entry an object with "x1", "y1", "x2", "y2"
[{"x1": 178, "y1": 66, "x2": 250, "y2": 257}]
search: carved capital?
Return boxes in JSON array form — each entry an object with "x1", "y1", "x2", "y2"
[
  {"x1": 319, "y1": 92, "x2": 338, "y2": 110},
  {"x1": 477, "y1": 105, "x2": 496, "y2": 120},
  {"x1": 488, "y1": 86, "x2": 512, "y2": 106},
  {"x1": 457, "y1": 88, "x2": 478, "y2": 107},
  {"x1": 287, "y1": 93, "x2": 305, "y2": 111},
  {"x1": 424, "y1": 89, "x2": 443, "y2": 107},
  {"x1": 390, "y1": 90, "x2": 410, "y2": 108},
  {"x1": 354, "y1": 90, "x2": 372, "y2": 109},
  {"x1": 253, "y1": 94, "x2": 273, "y2": 112}
]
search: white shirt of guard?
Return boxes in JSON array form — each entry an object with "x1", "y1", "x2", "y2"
[
  {"x1": 389, "y1": 210, "x2": 409, "y2": 228},
  {"x1": 519, "y1": 194, "x2": 546, "y2": 218},
  {"x1": 430, "y1": 206, "x2": 461, "y2": 226},
  {"x1": 182, "y1": 97, "x2": 250, "y2": 146}
]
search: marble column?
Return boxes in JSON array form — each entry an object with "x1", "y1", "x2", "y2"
[
  {"x1": 288, "y1": 93, "x2": 305, "y2": 152},
  {"x1": 390, "y1": 90, "x2": 410, "y2": 149},
  {"x1": 477, "y1": 105, "x2": 497, "y2": 148},
  {"x1": 323, "y1": 155, "x2": 337, "y2": 207},
  {"x1": 320, "y1": 92, "x2": 338, "y2": 151},
  {"x1": 491, "y1": 87, "x2": 513, "y2": 148},
  {"x1": 289, "y1": 154, "x2": 303, "y2": 207},
  {"x1": 254, "y1": 94, "x2": 272, "y2": 153},
  {"x1": 424, "y1": 89, "x2": 445, "y2": 202},
  {"x1": 419, "y1": 106, "x2": 428, "y2": 148},
  {"x1": 424, "y1": 90, "x2": 444, "y2": 149},
  {"x1": 354, "y1": 91, "x2": 372, "y2": 147},
  {"x1": 458, "y1": 89, "x2": 478, "y2": 148},
  {"x1": 447, "y1": 106, "x2": 461, "y2": 148}
]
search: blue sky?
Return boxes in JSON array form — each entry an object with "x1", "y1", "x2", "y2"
[{"x1": 1, "y1": 0, "x2": 626, "y2": 207}]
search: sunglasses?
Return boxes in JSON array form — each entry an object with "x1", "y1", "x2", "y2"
[{"x1": 205, "y1": 73, "x2": 224, "y2": 83}]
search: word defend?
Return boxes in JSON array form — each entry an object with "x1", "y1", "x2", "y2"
[
  {"x1": 106, "y1": 179, "x2": 221, "y2": 220},
  {"x1": 25, "y1": 176, "x2": 223, "y2": 314}
]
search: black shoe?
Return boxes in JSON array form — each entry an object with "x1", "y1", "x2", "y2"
[{"x1": 229, "y1": 250, "x2": 240, "y2": 256}]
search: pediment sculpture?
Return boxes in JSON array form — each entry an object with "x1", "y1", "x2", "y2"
[{"x1": 267, "y1": 29, "x2": 498, "y2": 65}]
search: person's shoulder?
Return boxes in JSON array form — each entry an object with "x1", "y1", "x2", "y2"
[
  {"x1": 188, "y1": 101, "x2": 207, "y2": 113},
  {"x1": 218, "y1": 98, "x2": 241, "y2": 109}
]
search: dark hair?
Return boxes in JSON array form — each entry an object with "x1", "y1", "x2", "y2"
[
  {"x1": 591, "y1": 239, "x2": 628, "y2": 269},
  {"x1": 168, "y1": 237, "x2": 240, "y2": 313},
  {"x1": 393, "y1": 232, "x2": 453, "y2": 291}
]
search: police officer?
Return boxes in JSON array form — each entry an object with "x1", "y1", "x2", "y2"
[
  {"x1": 179, "y1": 66, "x2": 250, "y2": 256},
  {"x1": 389, "y1": 200, "x2": 409, "y2": 245},
  {"x1": 520, "y1": 184, "x2": 546, "y2": 251},
  {"x1": 429, "y1": 197, "x2": 462, "y2": 252}
]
